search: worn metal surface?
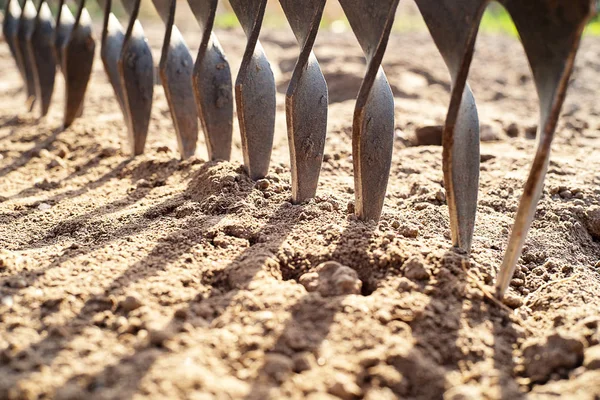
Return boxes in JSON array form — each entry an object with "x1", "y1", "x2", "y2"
[
  {"x1": 416, "y1": 0, "x2": 482, "y2": 253},
  {"x1": 118, "y1": 0, "x2": 154, "y2": 155},
  {"x1": 16, "y1": 0, "x2": 37, "y2": 110},
  {"x1": 188, "y1": 0, "x2": 233, "y2": 161},
  {"x1": 230, "y1": 0, "x2": 276, "y2": 180},
  {"x1": 3, "y1": 0, "x2": 26, "y2": 85},
  {"x1": 280, "y1": 0, "x2": 328, "y2": 204},
  {"x1": 152, "y1": 0, "x2": 198, "y2": 159},
  {"x1": 28, "y1": 0, "x2": 57, "y2": 117},
  {"x1": 339, "y1": 0, "x2": 399, "y2": 221},
  {"x1": 61, "y1": 0, "x2": 96, "y2": 127},
  {"x1": 100, "y1": 0, "x2": 129, "y2": 125}
]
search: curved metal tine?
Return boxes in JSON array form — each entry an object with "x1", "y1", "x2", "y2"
[
  {"x1": 280, "y1": 0, "x2": 328, "y2": 204},
  {"x1": 16, "y1": 0, "x2": 37, "y2": 110},
  {"x1": 55, "y1": 0, "x2": 75, "y2": 73},
  {"x1": 152, "y1": 0, "x2": 199, "y2": 159},
  {"x1": 3, "y1": 0, "x2": 27, "y2": 85},
  {"x1": 118, "y1": 0, "x2": 154, "y2": 156},
  {"x1": 62, "y1": 0, "x2": 96, "y2": 127},
  {"x1": 188, "y1": 0, "x2": 233, "y2": 162},
  {"x1": 100, "y1": 0, "x2": 129, "y2": 126},
  {"x1": 338, "y1": 0, "x2": 400, "y2": 221},
  {"x1": 28, "y1": 0, "x2": 57, "y2": 117},
  {"x1": 495, "y1": 0, "x2": 595, "y2": 299},
  {"x1": 415, "y1": 0, "x2": 486, "y2": 252},
  {"x1": 229, "y1": 0, "x2": 276, "y2": 180}
]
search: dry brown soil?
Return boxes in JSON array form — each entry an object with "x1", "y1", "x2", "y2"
[{"x1": 1, "y1": 24, "x2": 600, "y2": 400}]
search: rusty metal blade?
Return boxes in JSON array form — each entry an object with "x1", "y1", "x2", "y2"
[
  {"x1": 62, "y1": 0, "x2": 96, "y2": 127},
  {"x1": 100, "y1": 0, "x2": 129, "y2": 125},
  {"x1": 28, "y1": 0, "x2": 57, "y2": 117},
  {"x1": 119, "y1": 0, "x2": 154, "y2": 156},
  {"x1": 416, "y1": 0, "x2": 484, "y2": 252},
  {"x1": 17, "y1": 0, "x2": 37, "y2": 110},
  {"x1": 3, "y1": 0, "x2": 27, "y2": 85},
  {"x1": 188, "y1": 0, "x2": 233, "y2": 161},
  {"x1": 230, "y1": 0, "x2": 276, "y2": 180},
  {"x1": 153, "y1": 0, "x2": 199, "y2": 159},
  {"x1": 280, "y1": 0, "x2": 328, "y2": 203},
  {"x1": 339, "y1": 0, "x2": 400, "y2": 221},
  {"x1": 495, "y1": 0, "x2": 595, "y2": 298}
]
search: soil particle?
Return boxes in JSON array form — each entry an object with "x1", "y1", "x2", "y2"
[
  {"x1": 522, "y1": 333, "x2": 585, "y2": 383},
  {"x1": 583, "y1": 345, "x2": 600, "y2": 370},
  {"x1": 402, "y1": 257, "x2": 430, "y2": 281},
  {"x1": 263, "y1": 353, "x2": 294, "y2": 382},
  {"x1": 583, "y1": 206, "x2": 600, "y2": 239},
  {"x1": 299, "y1": 261, "x2": 363, "y2": 297},
  {"x1": 414, "y1": 125, "x2": 443, "y2": 146},
  {"x1": 119, "y1": 295, "x2": 144, "y2": 313}
]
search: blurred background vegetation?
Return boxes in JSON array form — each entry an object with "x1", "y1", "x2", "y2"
[{"x1": 1, "y1": 0, "x2": 599, "y2": 36}]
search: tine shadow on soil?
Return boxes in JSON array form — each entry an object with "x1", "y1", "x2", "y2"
[{"x1": 0, "y1": 127, "x2": 62, "y2": 178}]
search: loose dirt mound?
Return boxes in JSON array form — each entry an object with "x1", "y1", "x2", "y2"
[{"x1": 1, "y1": 26, "x2": 599, "y2": 400}]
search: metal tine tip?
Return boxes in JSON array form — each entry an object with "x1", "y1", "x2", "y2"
[
  {"x1": 118, "y1": 0, "x2": 154, "y2": 156},
  {"x1": 416, "y1": 0, "x2": 482, "y2": 253},
  {"x1": 188, "y1": 0, "x2": 233, "y2": 162},
  {"x1": 338, "y1": 0, "x2": 400, "y2": 222},
  {"x1": 28, "y1": 0, "x2": 57, "y2": 117},
  {"x1": 61, "y1": 0, "x2": 96, "y2": 128},
  {"x1": 100, "y1": 0, "x2": 130, "y2": 129},
  {"x1": 279, "y1": 0, "x2": 328, "y2": 204},
  {"x1": 229, "y1": 0, "x2": 276, "y2": 180},
  {"x1": 151, "y1": 0, "x2": 199, "y2": 159},
  {"x1": 3, "y1": 0, "x2": 27, "y2": 87},
  {"x1": 17, "y1": 0, "x2": 37, "y2": 111}
]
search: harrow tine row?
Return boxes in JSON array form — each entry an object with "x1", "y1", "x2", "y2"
[
  {"x1": 1, "y1": 0, "x2": 596, "y2": 300},
  {"x1": 279, "y1": 0, "x2": 328, "y2": 204}
]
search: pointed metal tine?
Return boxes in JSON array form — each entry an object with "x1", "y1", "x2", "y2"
[
  {"x1": 118, "y1": 0, "x2": 154, "y2": 156},
  {"x1": 338, "y1": 0, "x2": 400, "y2": 221},
  {"x1": 229, "y1": 0, "x2": 276, "y2": 180},
  {"x1": 16, "y1": 0, "x2": 37, "y2": 110},
  {"x1": 3, "y1": 0, "x2": 27, "y2": 86},
  {"x1": 62, "y1": 0, "x2": 96, "y2": 127},
  {"x1": 279, "y1": 0, "x2": 328, "y2": 204},
  {"x1": 28, "y1": 0, "x2": 57, "y2": 117},
  {"x1": 100, "y1": 0, "x2": 129, "y2": 127},
  {"x1": 187, "y1": 0, "x2": 233, "y2": 162},
  {"x1": 152, "y1": 0, "x2": 199, "y2": 159},
  {"x1": 495, "y1": 0, "x2": 595, "y2": 299},
  {"x1": 54, "y1": 0, "x2": 75, "y2": 72},
  {"x1": 416, "y1": 0, "x2": 486, "y2": 252}
]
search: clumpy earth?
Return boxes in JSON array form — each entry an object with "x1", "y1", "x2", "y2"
[{"x1": 1, "y1": 22, "x2": 600, "y2": 400}]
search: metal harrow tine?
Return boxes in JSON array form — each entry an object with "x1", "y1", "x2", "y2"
[
  {"x1": 61, "y1": 0, "x2": 96, "y2": 127},
  {"x1": 279, "y1": 0, "x2": 328, "y2": 204},
  {"x1": 28, "y1": 0, "x2": 57, "y2": 117},
  {"x1": 54, "y1": 0, "x2": 75, "y2": 72},
  {"x1": 188, "y1": 0, "x2": 233, "y2": 162},
  {"x1": 415, "y1": 0, "x2": 482, "y2": 252},
  {"x1": 3, "y1": 0, "x2": 27, "y2": 86},
  {"x1": 118, "y1": 0, "x2": 154, "y2": 156},
  {"x1": 152, "y1": 0, "x2": 199, "y2": 159},
  {"x1": 338, "y1": 0, "x2": 400, "y2": 221},
  {"x1": 16, "y1": 0, "x2": 37, "y2": 110},
  {"x1": 493, "y1": 0, "x2": 595, "y2": 298},
  {"x1": 100, "y1": 0, "x2": 129, "y2": 126},
  {"x1": 229, "y1": 0, "x2": 276, "y2": 180}
]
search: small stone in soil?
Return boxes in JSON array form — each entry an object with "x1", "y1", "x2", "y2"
[
  {"x1": 403, "y1": 257, "x2": 430, "y2": 281},
  {"x1": 583, "y1": 345, "x2": 600, "y2": 370},
  {"x1": 120, "y1": 295, "x2": 144, "y2": 313},
  {"x1": 414, "y1": 125, "x2": 443, "y2": 146}
]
